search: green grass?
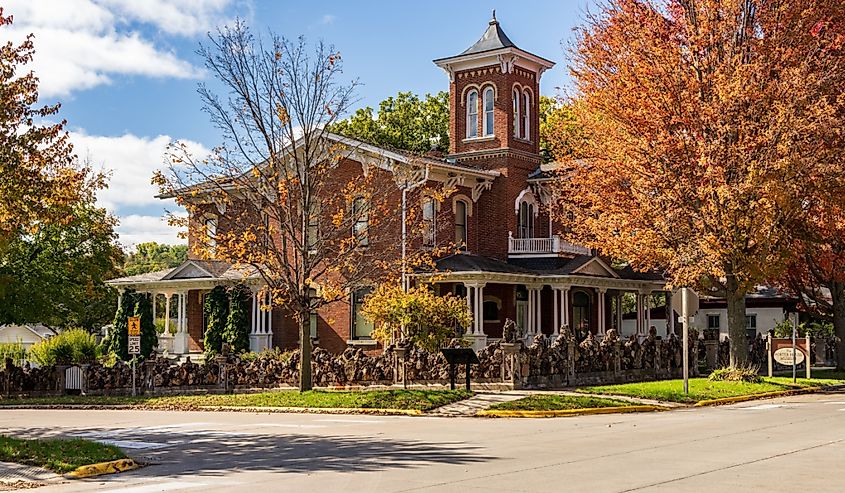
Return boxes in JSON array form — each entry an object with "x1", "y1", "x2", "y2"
[
  {"x1": 489, "y1": 394, "x2": 632, "y2": 411},
  {"x1": 0, "y1": 436, "x2": 127, "y2": 474},
  {"x1": 0, "y1": 390, "x2": 472, "y2": 412},
  {"x1": 578, "y1": 370, "x2": 845, "y2": 404}
]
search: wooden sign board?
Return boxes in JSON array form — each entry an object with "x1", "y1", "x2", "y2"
[{"x1": 127, "y1": 317, "x2": 141, "y2": 336}]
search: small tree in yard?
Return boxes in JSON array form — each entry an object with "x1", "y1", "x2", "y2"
[
  {"x1": 223, "y1": 285, "x2": 251, "y2": 353},
  {"x1": 362, "y1": 285, "x2": 472, "y2": 353},
  {"x1": 552, "y1": 1, "x2": 845, "y2": 366},
  {"x1": 157, "y1": 22, "x2": 437, "y2": 390},
  {"x1": 203, "y1": 286, "x2": 229, "y2": 356}
]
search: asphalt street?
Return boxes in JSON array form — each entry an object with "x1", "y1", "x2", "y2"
[{"x1": 2, "y1": 392, "x2": 845, "y2": 492}]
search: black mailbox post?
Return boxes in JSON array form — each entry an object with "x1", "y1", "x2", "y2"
[{"x1": 440, "y1": 348, "x2": 480, "y2": 391}]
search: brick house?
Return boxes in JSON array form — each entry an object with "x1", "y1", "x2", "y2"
[{"x1": 107, "y1": 15, "x2": 667, "y2": 356}]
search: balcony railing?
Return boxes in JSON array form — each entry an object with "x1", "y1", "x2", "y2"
[{"x1": 508, "y1": 233, "x2": 591, "y2": 256}]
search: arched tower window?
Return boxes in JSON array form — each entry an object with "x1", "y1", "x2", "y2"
[
  {"x1": 466, "y1": 90, "x2": 478, "y2": 138},
  {"x1": 483, "y1": 87, "x2": 495, "y2": 136},
  {"x1": 512, "y1": 89, "x2": 521, "y2": 138},
  {"x1": 522, "y1": 91, "x2": 531, "y2": 140},
  {"x1": 518, "y1": 201, "x2": 534, "y2": 239}
]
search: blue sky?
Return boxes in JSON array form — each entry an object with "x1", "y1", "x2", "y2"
[{"x1": 1, "y1": 0, "x2": 594, "y2": 248}]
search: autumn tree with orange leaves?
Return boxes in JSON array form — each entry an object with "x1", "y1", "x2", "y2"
[
  {"x1": 551, "y1": 0, "x2": 845, "y2": 366},
  {"x1": 156, "y1": 23, "x2": 446, "y2": 390}
]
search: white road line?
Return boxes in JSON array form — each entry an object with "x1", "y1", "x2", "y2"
[
  {"x1": 99, "y1": 481, "x2": 207, "y2": 493},
  {"x1": 316, "y1": 419, "x2": 385, "y2": 424},
  {"x1": 738, "y1": 404, "x2": 784, "y2": 410}
]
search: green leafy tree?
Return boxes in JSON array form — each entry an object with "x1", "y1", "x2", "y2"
[
  {"x1": 0, "y1": 203, "x2": 122, "y2": 331},
  {"x1": 539, "y1": 96, "x2": 585, "y2": 163},
  {"x1": 362, "y1": 285, "x2": 472, "y2": 352},
  {"x1": 331, "y1": 91, "x2": 449, "y2": 154},
  {"x1": 203, "y1": 286, "x2": 229, "y2": 356},
  {"x1": 29, "y1": 329, "x2": 99, "y2": 366},
  {"x1": 223, "y1": 285, "x2": 251, "y2": 353},
  {"x1": 123, "y1": 243, "x2": 188, "y2": 276},
  {"x1": 134, "y1": 293, "x2": 158, "y2": 359},
  {"x1": 0, "y1": 12, "x2": 119, "y2": 331}
]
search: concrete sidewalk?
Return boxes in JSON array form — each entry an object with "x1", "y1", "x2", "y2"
[
  {"x1": 0, "y1": 461, "x2": 62, "y2": 491},
  {"x1": 427, "y1": 389, "x2": 685, "y2": 416}
]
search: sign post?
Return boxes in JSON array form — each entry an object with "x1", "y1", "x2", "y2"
[
  {"x1": 792, "y1": 312, "x2": 798, "y2": 384},
  {"x1": 673, "y1": 288, "x2": 699, "y2": 395},
  {"x1": 128, "y1": 316, "x2": 141, "y2": 396}
]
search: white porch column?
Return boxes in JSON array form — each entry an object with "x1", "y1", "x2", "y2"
[
  {"x1": 250, "y1": 287, "x2": 272, "y2": 353},
  {"x1": 164, "y1": 293, "x2": 171, "y2": 334},
  {"x1": 173, "y1": 292, "x2": 189, "y2": 354},
  {"x1": 561, "y1": 287, "x2": 570, "y2": 328},
  {"x1": 553, "y1": 287, "x2": 559, "y2": 333},
  {"x1": 151, "y1": 292, "x2": 157, "y2": 322},
  {"x1": 616, "y1": 292, "x2": 623, "y2": 333},
  {"x1": 464, "y1": 282, "x2": 487, "y2": 351},
  {"x1": 597, "y1": 288, "x2": 607, "y2": 335},
  {"x1": 535, "y1": 286, "x2": 543, "y2": 335},
  {"x1": 636, "y1": 293, "x2": 644, "y2": 336},
  {"x1": 645, "y1": 292, "x2": 651, "y2": 333}
]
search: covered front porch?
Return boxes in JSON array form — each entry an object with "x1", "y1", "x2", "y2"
[
  {"x1": 421, "y1": 254, "x2": 669, "y2": 350},
  {"x1": 106, "y1": 260, "x2": 276, "y2": 357}
]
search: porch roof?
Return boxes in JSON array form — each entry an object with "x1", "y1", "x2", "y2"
[
  {"x1": 106, "y1": 260, "x2": 261, "y2": 291},
  {"x1": 419, "y1": 253, "x2": 666, "y2": 290}
]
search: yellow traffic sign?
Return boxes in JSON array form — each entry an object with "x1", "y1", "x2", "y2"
[{"x1": 128, "y1": 316, "x2": 141, "y2": 336}]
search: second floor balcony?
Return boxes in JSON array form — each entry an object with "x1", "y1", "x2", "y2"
[{"x1": 508, "y1": 233, "x2": 591, "y2": 257}]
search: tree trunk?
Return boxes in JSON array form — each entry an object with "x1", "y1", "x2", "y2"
[
  {"x1": 726, "y1": 276, "x2": 749, "y2": 367},
  {"x1": 832, "y1": 281, "x2": 845, "y2": 371},
  {"x1": 299, "y1": 313, "x2": 313, "y2": 391}
]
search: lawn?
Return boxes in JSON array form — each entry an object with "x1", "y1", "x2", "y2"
[
  {"x1": 0, "y1": 389, "x2": 472, "y2": 412},
  {"x1": 489, "y1": 394, "x2": 632, "y2": 411},
  {"x1": 578, "y1": 370, "x2": 845, "y2": 404},
  {"x1": 0, "y1": 436, "x2": 126, "y2": 474}
]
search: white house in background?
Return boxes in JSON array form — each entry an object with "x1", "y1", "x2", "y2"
[
  {"x1": 622, "y1": 286, "x2": 799, "y2": 340},
  {"x1": 0, "y1": 324, "x2": 58, "y2": 350}
]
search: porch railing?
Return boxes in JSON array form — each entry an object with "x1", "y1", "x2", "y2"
[{"x1": 508, "y1": 233, "x2": 591, "y2": 256}]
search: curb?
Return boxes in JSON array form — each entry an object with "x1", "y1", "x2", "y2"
[
  {"x1": 65, "y1": 458, "x2": 140, "y2": 479},
  {"x1": 197, "y1": 405, "x2": 424, "y2": 416},
  {"x1": 693, "y1": 386, "x2": 823, "y2": 407},
  {"x1": 476, "y1": 405, "x2": 667, "y2": 418}
]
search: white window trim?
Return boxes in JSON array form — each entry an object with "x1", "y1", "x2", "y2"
[
  {"x1": 513, "y1": 88, "x2": 521, "y2": 138},
  {"x1": 466, "y1": 89, "x2": 479, "y2": 139},
  {"x1": 522, "y1": 90, "x2": 531, "y2": 140},
  {"x1": 482, "y1": 87, "x2": 495, "y2": 137}
]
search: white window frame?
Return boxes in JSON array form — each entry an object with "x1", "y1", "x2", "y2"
[
  {"x1": 707, "y1": 314, "x2": 720, "y2": 330},
  {"x1": 518, "y1": 201, "x2": 535, "y2": 239},
  {"x1": 422, "y1": 196, "x2": 437, "y2": 247},
  {"x1": 351, "y1": 287, "x2": 373, "y2": 339},
  {"x1": 454, "y1": 199, "x2": 468, "y2": 249},
  {"x1": 352, "y1": 197, "x2": 369, "y2": 247},
  {"x1": 512, "y1": 89, "x2": 521, "y2": 138},
  {"x1": 483, "y1": 87, "x2": 495, "y2": 136},
  {"x1": 204, "y1": 216, "x2": 217, "y2": 253},
  {"x1": 466, "y1": 90, "x2": 478, "y2": 138},
  {"x1": 522, "y1": 91, "x2": 531, "y2": 140}
]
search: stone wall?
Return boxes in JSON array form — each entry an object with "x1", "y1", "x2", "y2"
[{"x1": 0, "y1": 329, "x2": 700, "y2": 396}]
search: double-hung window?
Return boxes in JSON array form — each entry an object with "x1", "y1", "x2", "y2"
[
  {"x1": 483, "y1": 87, "x2": 494, "y2": 136},
  {"x1": 466, "y1": 90, "x2": 478, "y2": 138},
  {"x1": 351, "y1": 287, "x2": 373, "y2": 339},
  {"x1": 423, "y1": 197, "x2": 437, "y2": 247},
  {"x1": 454, "y1": 199, "x2": 468, "y2": 248},
  {"x1": 352, "y1": 197, "x2": 369, "y2": 247}
]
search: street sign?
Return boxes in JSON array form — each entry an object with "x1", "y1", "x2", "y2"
[
  {"x1": 128, "y1": 335, "x2": 141, "y2": 355},
  {"x1": 128, "y1": 316, "x2": 141, "y2": 336},
  {"x1": 672, "y1": 288, "x2": 699, "y2": 319}
]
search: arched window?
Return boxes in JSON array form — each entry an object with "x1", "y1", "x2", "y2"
[
  {"x1": 483, "y1": 87, "x2": 495, "y2": 136},
  {"x1": 512, "y1": 89, "x2": 521, "y2": 137},
  {"x1": 352, "y1": 197, "x2": 369, "y2": 247},
  {"x1": 518, "y1": 201, "x2": 534, "y2": 238},
  {"x1": 454, "y1": 199, "x2": 468, "y2": 248},
  {"x1": 466, "y1": 90, "x2": 478, "y2": 138},
  {"x1": 572, "y1": 290, "x2": 592, "y2": 337},
  {"x1": 522, "y1": 91, "x2": 531, "y2": 140}
]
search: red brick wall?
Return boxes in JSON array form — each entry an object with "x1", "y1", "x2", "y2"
[{"x1": 449, "y1": 64, "x2": 540, "y2": 156}]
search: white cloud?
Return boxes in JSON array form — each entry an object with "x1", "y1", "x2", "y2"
[
  {"x1": 0, "y1": 0, "x2": 237, "y2": 97},
  {"x1": 70, "y1": 132, "x2": 209, "y2": 211},
  {"x1": 320, "y1": 14, "x2": 336, "y2": 26},
  {"x1": 117, "y1": 214, "x2": 187, "y2": 248}
]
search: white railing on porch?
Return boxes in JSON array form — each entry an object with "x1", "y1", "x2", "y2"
[{"x1": 508, "y1": 233, "x2": 591, "y2": 256}]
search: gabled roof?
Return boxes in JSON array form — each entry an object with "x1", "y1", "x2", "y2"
[
  {"x1": 160, "y1": 131, "x2": 500, "y2": 200},
  {"x1": 106, "y1": 260, "x2": 259, "y2": 286}
]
